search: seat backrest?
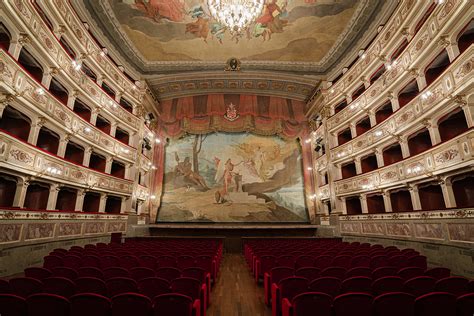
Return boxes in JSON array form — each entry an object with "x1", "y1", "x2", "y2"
[
  {"x1": 320, "y1": 267, "x2": 346, "y2": 279},
  {"x1": 77, "y1": 267, "x2": 104, "y2": 279},
  {"x1": 270, "y1": 267, "x2": 294, "y2": 285},
  {"x1": 153, "y1": 293, "x2": 193, "y2": 316},
  {"x1": 404, "y1": 276, "x2": 436, "y2": 296},
  {"x1": 372, "y1": 266, "x2": 398, "y2": 280},
  {"x1": 295, "y1": 267, "x2": 320, "y2": 282},
  {"x1": 75, "y1": 277, "x2": 107, "y2": 296},
  {"x1": 370, "y1": 256, "x2": 390, "y2": 269},
  {"x1": 130, "y1": 267, "x2": 156, "y2": 281},
  {"x1": 9, "y1": 278, "x2": 43, "y2": 298},
  {"x1": 424, "y1": 267, "x2": 450, "y2": 280},
  {"x1": 119, "y1": 255, "x2": 140, "y2": 270},
  {"x1": 373, "y1": 292, "x2": 415, "y2": 316},
  {"x1": 345, "y1": 267, "x2": 372, "y2": 279},
  {"x1": 177, "y1": 256, "x2": 195, "y2": 270},
  {"x1": 333, "y1": 292, "x2": 373, "y2": 316},
  {"x1": 81, "y1": 256, "x2": 101, "y2": 268},
  {"x1": 407, "y1": 255, "x2": 427, "y2": 270},
  {"x1": 111, "y1": 293, "x2": 152, "y2": 316},
  {"x1": 51, "y1": 267, "x2": 78, "y2": 280},
  {"x1": 43, "y1": 277, "x2": 76, "y2": 298},
  {"x1": 106, "y1": 277, "x2": 138, "y2": 297},
  {"x1": 63, "y1": 255, "x2": 82, "y2": 269},
  {"x1": 0, "y1": 279, "x2": 11, "y2": 294},
  {"x1": 138, "y1": 277, "x2": 170, "y2": 300},
  {"x1": 295, "y1": 256, "x2": 315, "y2": 269},
  {"x1": 278, "y1": 277, "x2": 309, "y2": 303},
  {"x1": 170, "y1": 277, "x2": 201, "y2": 301},
  {"x1": 309, "y1": 277, "x2": 342, "y2": 298},
  {"x1": 456, "y1": 293, "x2": 474, "y2": 316},
  {"x1": 24, "y1": 267, "x2": 52, "y2": 280},
  {"x1": 100, "y1": 256, "x2": 120, "y2": 269},
  {"x1": 398, "y1": 267, "x2": 424, "y2": 281},
  {"x1": 313, "y1": 255, "x2": 333, "y2": 270},
  {"x1": 414, "y1": 292, "x2": 456, "y2": 316},
  {"x1": 156, "y1": 256, "x2": 177, "y2": 268},
  {"x1": 155, "y1": 267, "x2": 181, "y2": 283},
  {"x1": 43, "y1": 255, "x2": 64, "y2": 270},
  {"x1": 435, "y1": 277, "x2": 469, "y2": 296},
  {"x1": 371, "y1": 276, "x2": 404, "y2": 295},
  {"x1": 276, "y1": 255, "x2": 295, "y2": 268},
  {"x1": 259, "y1": 255, "x2": 276, "y2": 276},
  {"x1": 182, "y1": 268, "x2": 207, "y2": 283},
  {"x1": 70, "y1": 293, "x2": 110, "y2": 316},
  {"x1": 0, "y1": 294, "x2": 27, "y2": 316},
  {"x1": 341, "y1": 277, "x2": 372, "y2": 294},
  {"x1": 139, "y1": 256, "x2": 157, "y2": 270},
  {"x1": 332, "y1": 255, "x2": 352, "y2": 269},
  {"x1": 103, "y1": 267, "x2": 130, "y2": 280},
  {"x1": 350, "y1": 256, "x2": 371, "y2": 268},
  {"x1": 27, "y1": 293, "x2": 69, "y2": 316},
  {"x1": 387, "y1": 255, "x2": 405, "y2": 268},
  {"x1": 292, "y1": 292, "x2": 332, "y2": 316}
]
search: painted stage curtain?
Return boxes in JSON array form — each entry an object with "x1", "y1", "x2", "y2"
[{"x1": 157, "y1": 94, "x2": 308, "y2": 139}]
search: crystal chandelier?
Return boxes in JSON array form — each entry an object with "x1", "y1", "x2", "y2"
[{"x1": 207, "y1": 0, "x2": 265, "y2": 35}]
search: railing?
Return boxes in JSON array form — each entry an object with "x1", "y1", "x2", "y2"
[
  {"x1": 329, "y1": 44, "x2": 473, "y2": 163},
  {"x1": 0, "y1": 50, "x2": 138, "y2": 163},
  {"x1": 334, "y1": 128, "x2": 474, "y2": 196},
  {"x1": 0, "y1": 131, "x2": 133, "y2": 194}
]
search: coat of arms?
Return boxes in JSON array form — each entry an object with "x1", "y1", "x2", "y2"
[{"x1": 224, "y1": 103, "x2": 239, "y2": 121}]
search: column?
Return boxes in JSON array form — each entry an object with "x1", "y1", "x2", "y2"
[
  {"x1": 57, "y1": 135, "x2": 70, "y2": 158},
  {"x1": 368, "y1": 111, "x2": 377, "y2": 127},
  {"x1": 8, "y1": 33, "x2": 29, "y2": 60},
  {"x1": 52, "y1": 25, "x2": 66, "y2": 39},
  {"x1": 426, "y1": 122, "x2": 442, "y2": 145},
  {"x1": 337, "y1": 197, "x2": 347, "y2": 215},
  {"x1": 66, "y1": 90, "x2": 78, "y2": 109},
  {"x1": 13, "y1": 180, "x2": 29, "y2": 208},
  {"x1": 136, "y1": 200, "x2": 144, "y2": 215},
  {"x1": 90, "y1": 107, "x2": 100, "y2": 126},
  {"x1": 121, "y1": 196, "x2": 132, "y2": 214},
  {"x1": 382, "y1": 191, "x2": 393, "y2": 212},
  {"x1": 46, "y1": 184, "x2": 60, "y2": 210},
  {"x1": 335, "y1": 164, "x2": 343, "y2": 181},
  {"x1": 362, "y1": 77, "x2": 370, "y2": 90},
  {"x1": 96, "y1": 75, "x2": 104, "y2": 86},
  {"x1": 440, "y1": 179, "x2": 457, "y2": 208},
  {"x1": 416, "y1": 74, "x2": 427, "y2": 91},
  {"x1": 355, "y1": 157, "x2": 362, "y2": 175},
  {"x1": 27, "y1": 117, "x2": 45, "y2": 146},
  {"x1": 459, "y1": 97, "x2": 473, "y2": 128},
  {"x1": 389, "y1": 92, "x2": 400, "y2": 111},
  {"x1": 0, "y1": 95, "x2": 11, "y2": 118},
  {"x1": 360, "y1": 195, "x2": 368, "y2": 214},
  {"x1": 110, "y1": 122, "x2": 117, "y2": 138},
  {"x1": 349, "y1": 123, "x2": 357, "y2": 139},
  {"x1": 400, "y1": 137, "x2": 410, "y2": 159},
  {"x1": 41, "y1": 67, "x2": 58, "y2": 90},
  {"x1": 83, "y1": 147, "x2": 92, "y2": 167},
  {"x1": 124, "y1": 164, "x2": 133, "y2": 180},
  {"x1": 375, "y1": 148, "x2": 384, "y2": 168},
  {"x1": 409, "y1": 185, "x2": 422, "y2": 210},
  {"x1": 115, "y1": 92, "x2": 122, "y2": 103},
  {"x1": 345, "y1": 95, "x2": 353, "y2": 105},
  {"x1": 105, "y1": 157, "x2": 113, "y2": 174},
  {"x1": 98, "y1": 194, "x2": 107, "y2": 213},
  {"x1": 74, "y1": 189, "x2": 85, "y2": 211}
]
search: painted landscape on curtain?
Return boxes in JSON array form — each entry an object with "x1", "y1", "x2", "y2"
[{"x1": 157, "y1": 133, "x2": 309, "y2": 222}]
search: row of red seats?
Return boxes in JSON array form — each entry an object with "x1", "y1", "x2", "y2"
[
  {"x1": 0, "y1": 292, "x2": 201, "y2": 316},
  {"x1": 281, "y1": 291, "x2": 474, "y2": 316}
]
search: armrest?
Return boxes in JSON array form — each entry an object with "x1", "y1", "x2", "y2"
[
  {"x1": 255, "y1": 260, "x2": 261, "y2": 282},
  {"x1": 192, "y1": 299, "x2": 201, "y2": 316},
  {"x1": 200, "y1": 283, "x2": 208, "y2": 311},
  {"x1": 282, "y1": 298, "x2": 292, "y2": 316},
  {"x1": 271, "y1": 283, "x2": 280, "y2": 316},
  {"x1": 264, "y1": 272, "x2": 272, "y2": 306}
]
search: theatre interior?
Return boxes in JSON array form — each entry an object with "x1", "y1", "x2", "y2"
[{"x1": 0, "y1": 0, "x2": 473, "y2": 315}]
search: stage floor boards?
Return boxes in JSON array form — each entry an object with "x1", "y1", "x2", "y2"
[{"x1": 208, "y1": 254, "x2": 271, "y2": 316}]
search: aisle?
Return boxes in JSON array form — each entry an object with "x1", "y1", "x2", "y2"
[{"x1": 207, "y1": 254, "x2": 272, "y2": 316}]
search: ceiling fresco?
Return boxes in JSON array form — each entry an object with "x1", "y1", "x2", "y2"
[{"x1": 106, "y1": 0, "x2": 358, "y2": 62}]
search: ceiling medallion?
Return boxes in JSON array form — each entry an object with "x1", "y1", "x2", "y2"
[
  {"x1": 207, "y1": 0, "x2": 265, "y2": 37},
  {"x1": 225, "y1": 57, "x2": 241, "y2": 71}
]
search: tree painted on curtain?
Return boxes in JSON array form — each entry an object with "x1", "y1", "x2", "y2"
[{"x1": 157, "y1": 132, "x2": 309, "y2": 222}]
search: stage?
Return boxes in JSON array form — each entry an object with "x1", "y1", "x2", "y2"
[{"x1": 147, "y1": 224, "x2": 319, "y2": 252}]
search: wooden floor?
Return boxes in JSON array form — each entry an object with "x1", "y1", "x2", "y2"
[{"x1": 208, "y1": 254, "x2": 272, "y2": 316}]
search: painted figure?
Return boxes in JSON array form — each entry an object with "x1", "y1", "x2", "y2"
[
  {"x1": 134, "y1": 0, "x2": 186, "y2": 22},
  {"x1": 175, "y1": 153, "x2": 209, "y2": 190}
]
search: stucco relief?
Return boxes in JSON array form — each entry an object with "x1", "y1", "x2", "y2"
[
  {"x1": 25, "y1": 223, "x2": 55, "y2": 240},
  {"x1": 414, "y1": 223, "x2": 444, "y2": 240},
  {"x1": 340, "y1": 222, "x2": 361, "y2": 234},
  {"x1": 0, "y1": 224, "x2": 22, "y2": 243},
  {"x1": 107, "y1": 222, "x2": 126, "y2": 233},
  {"x1": 386, "y1": 222, "x2": 412, "y2": 237},
  {"x1": 84, "y1": 222, "x2": 106, "y2": 234},
  {"x1": 361, "y1": 222, "x2": 385, "y2": 235},
  {"x1": 447, "y1": 223, "x2": 474, "y2": 243},
  {"x1": 58, "y1": 223, "x2": 83, "y2": 237}
]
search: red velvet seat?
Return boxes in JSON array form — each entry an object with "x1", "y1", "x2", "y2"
[
  {"x1": 282, "y1": 292, "x2": 332, "y2": 316},
  {"x1": 177, "y1": 255, "x2": 195, "y2": 270},
  {"x1": 313, "y1": 255, "x2": 333, "y2": 270},
  {"x1": 81, "y1": 256, "x2": 101, "y2": 268},
  {"x1": 130, "y1": 267, "x2": 155, "y2": 281},
  {"x1": 332, "y1": 255, "x2": 352, "y2": 269},
  {"x1": 404, "y1": 276, "x2": 436, "y2": 296},
  {"x1": 294, "y1": 256, "x2": 315, "y2": 270},
  {"x1": 70, "y1": 293, "x2": 111, "y2": 316},
  {"x1": 276, "y1": 256, "x2": 295, "y2": 268},
  {"x1": 43, "y1": 277, "x2": 76, "y2": 298},
  {"x1": 27, "y1": 293, "x2": 69, "y2": 316},
  {"x1": 153, "y1": 293, "x2": 196, "y2": 316},
  {"x1": 103, "y1": 267, "x2": 130, "y2": 280},
  {"x1": 373, "y1": 292, "x2": 415, "y2": 316},
  {"x1": 157, "y1": 256, "x2": 177, "y2": 268},
  {"x1": 100, "y1": 256, "x2": 120, "y2": 269},
  {"x1": 171, "y1": 277, "x2": 205, "y2": 316},
  {"x1": 308, "y1": 277, "x2": 342, "y2": 297},
  {"x1": 341, "y1": 277, "x2": 372, "y2": 294},
  {"x1": 371, "y1": 276, "x2": 404, "y2": 295},
  {"x1": 272, "y1": 277, "x2": 308, "y2": 316},
  {"x1": 414, "y1": 292, "x2": 456, "y2": 316},
  {"x1": 320, "y1": 267, "x2": 346, "y2": 279},
  {"x1": 63, "y1": 255, "x2": 82, "y2": 269},
  {"x1": 106, "y1": 277, "x2": 138, "y2": 297},
  {"x1": 264, "y1": 267, "x2": 294, "y2": 306},
  {"x1": 156, "y1": 267, "x2": 181, "y2": 283},
  {"x1": 370, "y1": 256, "x2": 390, "y2": 269},
  {"x1": 119, "y1": 255, "x2": 139, "y2": 270},
  {"x1": 295, "y1": 267, "x2": 320, "y2": 282},
  {"x1": 77, "y1": 267, "x2": 104, "y2": 279},
  {"x1": 0, "y1": 279, "x2": 11, "y2": 294},
  {"x1": 138, "y1": 277, "x2": 170, "y2": 300},
  {"x1": 407, "y1": 255, "x2": 427, "y2": 270},
  {"x1": 424, "y1": 267, "x2": 450, "y2": 280},
  {"x1": 182, "y1": 268, "x2": 211, "y2": 306},
  {"x1": 456, "y1": 293, "x2": 474, "y2": 316},
  {"x1": 9, "y1": 278, "x2": 43, "y2": 298},
  {"x1": 139, "y1": 255, "x2": 157, "y2": 270},
  {"x1": 372, "y1": 266, "x2": 398, "y2": 280},
  {"x1": 75, "y1": 277, "x2": 108, "y2": 296},
  {"x1": 345, "y1": 267, "x2": 372, "y2": 278},
  {"x1": 398, "y1": 267, "x2": 424, "y2": 281},
  {"x1": 0, "y1": 294, "x2": 27, "y2": 316},
  {"x1": 350, "y1": 255, "x2": 371, "y2": 268},
  {"x1": 24, "y1": 267, "x2": 52, "y2": 280},
  {"x1": 52, "y1": 267, "x2": 78, "y2": 280},
  {"x1": 111, "y1": 293, "x2": 152, "y2": 316},
  {"x1": 194, "y1": 255, "x2": 216, "y2": 284},
  {"x1": 43, "y1": 255, "x2": 63, "y2": 270},
  {"x1": 333, "y1": 292, "x2": 373, "y2": 316},
  {"x1": 435, "y1": 277, "x2": 469, "y2": 296},
  {"x1": 256, "y1": 255, "x2": 276, "y2": 282}
]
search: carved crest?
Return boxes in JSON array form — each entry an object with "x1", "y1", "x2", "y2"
[{"x1": 224, "y1": 103, "x2": 239, "y2": 121}]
